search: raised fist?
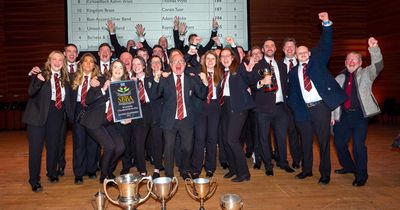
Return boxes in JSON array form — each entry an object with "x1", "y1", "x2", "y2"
[
  {"x1": 368, "y1": 37, "x2": 378, "y2": 47},
  {"x1": 318, "y1": 12, "x2": 329, "y2": 22}
]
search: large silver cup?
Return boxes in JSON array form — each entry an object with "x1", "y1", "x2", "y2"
[
  {"x1": 91, "y1": 191, "x2": 108, "y2": 210},
  {"x1": 220, "y1": 194, "x2": 243, "y2": 210},
  {"x1": 103, "y1": 174, "x2": 153, "y2": 210},
  {"x1": 151, "y1": 177, "x2": 179, "y2": 210},
  {"x1": 185, "y1": 177, "x2": 217, "y2": 210}
]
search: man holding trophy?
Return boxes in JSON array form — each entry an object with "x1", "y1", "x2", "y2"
[{"x1": 251, "y1": 38, "x2": 295, "y2": 177}]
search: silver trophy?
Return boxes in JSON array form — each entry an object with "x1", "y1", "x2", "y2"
[
  {"x1": 91, "y1": 191, "x2": 108, "y2": 210},
  {"x1": 220, "y1": 194, "x2": 243, "y2": 210},
  {"x1": 185, "y1": 177, "x2": 217, "y2": 210},
  {"x1": 151, "y1": 177, "x2": 179, "y2": 210},
  {"x1": 103, "y1": 174, "x2": 153, "y2": 210}
]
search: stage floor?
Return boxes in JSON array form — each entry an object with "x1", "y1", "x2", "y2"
[{"x1": 0, "y1": 123, "x2": 399, "y2": 210}]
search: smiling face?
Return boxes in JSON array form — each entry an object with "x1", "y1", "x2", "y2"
[
  {"x1": 205, "y1": 53, "x2": 217, "y2": 70},
  {"x1": 50, "y1": 52, "x2": 65, "y2": 72},
  {"x1": 345, "y1": 52, "x2": 362, "y2": 73},
  {"x1": 111, "y1": 61, "x2": 125, "y2": 81},
  {"x1": 158, "y1": 37, "x2": 168, "y2": 49},
  {"x1": 220, "y1": 49, "x2": 234, "y2": 68},
  {"x1": 98, "y1": 45, "x2": 112, "y2": 63},
  {"x1": 170, "y1": 54, "x2": 185, "y2": 75},
  {"x1": 251, "y1": 48, "x2": 263, "y2": 62},
  {"x1": 132, "y1": 57, "x2": 145, "y2": 75},
  {"x1": 283, "y1": 41, "x2": 296, "y2": 58},
  {"x1": 262, "y1": 40, "x2": 276, "y2": 58},
  {"x1": 296, "y1": 46, "x2": 311, "y2": 63},
  {"x1": 81, "y1": 55, "x2": 95, "y2": 74},
  {"x1": 64, "y1": 45, "x2": 78, "y2": 63},
  {"x1": 150, "y1": 56, "x2": 162, "y2": 73},
  {"x1": 120, "y1": 52, "x2": 133, "y2": 72}
]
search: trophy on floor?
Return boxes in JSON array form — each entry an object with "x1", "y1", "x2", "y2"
[
  {"x1": 103, "y1": 174, "x2": 153, "y2": 210},
  {"x1": 91, "y1": 190, "x2": 108, "y2": 210},
  {"x1": 185, "y1": 177, "x2": 217, "y2": 210},
  {"x1": 258, "y1": 67, "x2": 278, "y2": 92},
  {"x1": 151, "y1": 177, "x2": 179, "y2": 210},
  {"x1": 220, "y1": 194, "x2": 243, "y2": 210}
]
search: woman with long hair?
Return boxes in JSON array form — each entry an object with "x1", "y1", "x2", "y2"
[
  {"x1": 80, "y1": 60, "x2": 128, "y2": 183},
  {"x1": 219, "y1": 45, "x2": 256, "y2": 182},
  {"x1": 22, "y1": 50, "x2": 73, "y2": 192},
  {"x1": 191, "y1": 50, "x2": 223, "y2": 178},
  {"x1": 70, "y1": 53, "x2": 101, "y2": 184}
]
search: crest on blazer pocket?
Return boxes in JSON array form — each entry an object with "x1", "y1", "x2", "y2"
[
  {"x1": 148, "y1": 81, "x2": 152, "y2": 88},
  {"x1": 189, "y1": 90, "x2": 193, "y2": 96}
]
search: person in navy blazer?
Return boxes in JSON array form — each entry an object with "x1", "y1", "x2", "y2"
[
  {"x1": 69, "y1": 53, "x2": 101, "y2": 184},
  {"x1": 22, "y1": 50, "x2": 73, "y2": 192},
  {"x1": 219, "y1": 41, "x2": 258, "y2": 183},
  {"x1": 287, "y1": 12, "x2": 347, "y2": 185},
  {"x1": 150, "y1": 52, "x2": 208, "y2": 179},
  {"x1": 80, "y1": 60, "x2": 128, "y2": 183},
  {"x1": 190, "y1": 50, "x2": 223, "y2": 178}
]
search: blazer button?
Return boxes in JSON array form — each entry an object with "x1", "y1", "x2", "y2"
[{"x1": 327, "y1": 87, "x2": 331, "y2": 91}]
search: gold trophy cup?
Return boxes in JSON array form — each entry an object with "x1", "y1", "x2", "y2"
[
  {"x1": 220, "y1": 194, "x2": 243, "y2": 210},
  {"x1": 103, "y1": 174, "x2": 153, "y2": 210},
  {"x1": 185, "y1": 177, "x2": 217, "y2": 210},
  {"x1": 151, "y1": 177, "x2": 179, "y2": 210},
  {"x1": 258, "y1": 67, "x2": 278, "y2": 92}
]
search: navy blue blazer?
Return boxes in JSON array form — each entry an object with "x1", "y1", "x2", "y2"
[
  {"x1": 287, "y1": 26, "x2": 346, "y2": 122},
  {"x1": 150, "y1": 73, "x2": 207, "y2": 130},
  {"x1": 223, "y1": 64, "x2": 257, "y2": 112},
  {"x1": 22, "y1": 75, "x2": 73, "y2": 126},
  {"x1": 79, "y1": 76, "x2": 110, "y2": 129},
  {"x1": 139, "y1": 76, "x2": 163, "y2": 124}
]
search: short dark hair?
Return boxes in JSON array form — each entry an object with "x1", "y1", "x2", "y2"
[
  {"x1": 283, "y1": 37, "x2": 297, "y2": 46},
  {"x1": 98, "y1": 43, "x2": 111, "y2": 51},
  {"x1": 64, "y1": 43, "x2": 78, "y2": 52}
]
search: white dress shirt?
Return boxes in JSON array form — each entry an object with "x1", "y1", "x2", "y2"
[
  {"x1": 298, "y1": 61, "x2": 322, "y2": 103},
  {"x1": 50, "y1": 70, "x2": 66, "y2": 101},
  {"x1": 173, "y1": 73, "x2": 187, "y2": 119}
]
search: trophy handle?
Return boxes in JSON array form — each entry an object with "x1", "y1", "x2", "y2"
[
  {"x1": 137, "y1": 175, "x2": 153, "y2": 204},
  {"x1": 184, "y1": 178, "x2": 198, "y2": 200},
  {"x1": 168, "y1": 177, "x2": 179, "y2": 198},
  {"x1": 205, "y1": 177, "x2": 217, "y2": 200},
  {"x1": 103, "y1": 178, "x2": 119, "y2": 205}
]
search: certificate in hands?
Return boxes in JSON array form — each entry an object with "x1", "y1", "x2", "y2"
[{"x1": 108, "y1": 80, "x2": 142, "y2": 122}]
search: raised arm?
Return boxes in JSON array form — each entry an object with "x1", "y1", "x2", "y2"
[
  {"x1": 365, "y1": 37, "x2": 384, "y2": 81},
  {"x1": 311, "y1": 12, "x2": 333, "y2": 66}
]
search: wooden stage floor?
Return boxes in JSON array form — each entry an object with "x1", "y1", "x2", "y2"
[{"x1": 0, "y1": 123, "x2": 399, "y2": 210}]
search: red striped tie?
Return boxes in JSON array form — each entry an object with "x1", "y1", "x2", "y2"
[
  {"x1": 138, "y1": 79, "x2": 146, "y2": 104},
  {"x1": 207, "y1": 72, "x2": 213, "y2": 104},
  {"x1": 218, "y1": 71, "x2": 229, "y2": 106},
  {"x1": 302, "y1": 63, "x2": 312, "y2": 92},
  {"x1": 70, "y1": 64, "x2": 75, "y2": 74},
  {"x1": 176, "y1": 75, "x2": 184, "y2": 120},
  {"x1": 54, "y1": 73, "x2": 62, "y2": 110},
  {"x1": 289, "y1": 59, "x2": 294, "y2": 70},
  {"x1": 80, "y1": 76, "x2": 88, "y2": 107},
  {"x1": 344, "y1": 73, "x2": 353, "y2": 110},
  {"x1": 106, "y1": 102, "x2": 113, "y2": 122},
  {"x1": 103, "y1": 64, "x2": 108, "y2": 74}
]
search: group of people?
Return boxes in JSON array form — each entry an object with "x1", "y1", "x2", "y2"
[{"x1": 23, "y1": 12, "x2": 384, "y2": 193}]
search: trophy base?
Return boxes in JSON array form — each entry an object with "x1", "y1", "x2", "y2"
[{"x1": 262, "y1": 86, "x2": 278, "y2": 92}]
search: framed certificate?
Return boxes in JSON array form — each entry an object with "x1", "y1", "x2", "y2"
[{"x1": 108, "y1": 80, "x2": 142, "y2": 122}]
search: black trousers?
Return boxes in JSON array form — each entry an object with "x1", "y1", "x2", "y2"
[
  {"x1": 86, "y1": 123, "x2": 125, "y2": 179},
  {"x1": 296, "y1": 102, "x2": 331, "y2": 178},
  {"x1": 286, "y1": 106, "x2": 302, "y2": 164},
  {"x1": 120, "y1": 123, "x2": 135, "y2": 171},
  {"x1": 150, "y1": 121, "x2": 163, "y2": 170},
  {"x1": 133, "y1": 104, "x2": 153, "y2": 174},
  {"x1": 57, "y1": 116, "x2": 67, "y2": 171},
  {"x1": 191, "y1": 100, "x2": 220, "y2": 174},
  {"x1": 334, "y1": 108, "x2": 369, "y2": 181},
  {"x1": 72, "y1": 103, "x2": 99, "y2": 177},
  {"x1": 27, "y1": 102, "x2": 65, "y2": 185},
  {"x1": 163, "y1": 118, "x2": 194, "y2": 177},
  {"x1": 220, "y1": 97, "x2": 250, "y2": 178},
  {"x1": 257, "y1": 104, "x2": 289, "y2": 169}
]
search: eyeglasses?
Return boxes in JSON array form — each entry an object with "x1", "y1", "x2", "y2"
[{"x1": 171, "y1": 60, "x2": 185, "y2": 65}]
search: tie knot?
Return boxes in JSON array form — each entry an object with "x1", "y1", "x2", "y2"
[
  {"x1": 70, "y1": 64, "x2": 74, "y2": 67},
  {"x1": 289, "y1": 59, "x2": 293, "y2": 63},
  {"x1": 54, "y1": 73, "x2": 59, "y2": 78},
  {"x1": 84, "y1": 75, "x2": 88, "y2": 80},
  {"x1": 208, "y1": 72, "x2": 212, "y2": 77},
  {"x1": 302, "y1": 63, "x2": 307, "y2": 67},
  {"x1": 103, "y1": 64, "x2": 108, "y2": 68},
  {"x1": 176, "y1": 74, "x2": 181, "y2": 78}
]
